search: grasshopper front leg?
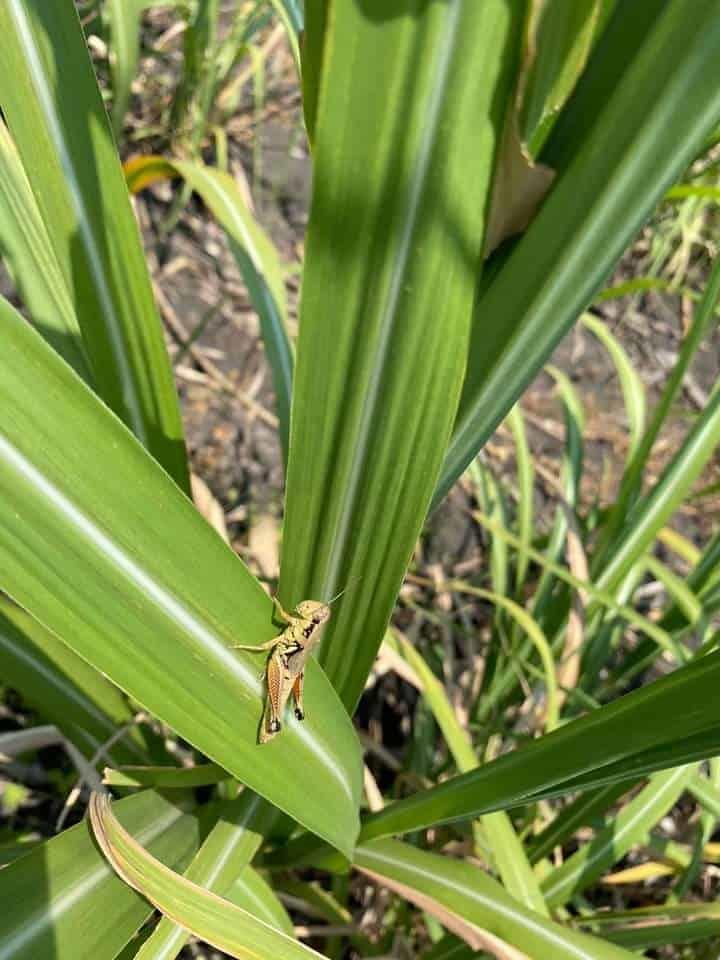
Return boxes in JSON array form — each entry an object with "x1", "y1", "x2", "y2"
[{"x1": 230, "y1": 636, "x2": 282, "y2": 652}]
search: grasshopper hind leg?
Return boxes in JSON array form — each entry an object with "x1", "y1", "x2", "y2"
[
  {"x1": 258, "y1": 651, "x2": 283, "y2": 743},
  {"x1": 292, "y1": 672, "x2": 305, "y2": 721}
]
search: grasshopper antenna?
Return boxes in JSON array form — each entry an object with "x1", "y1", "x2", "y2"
[{"x1": 327, "y1": 577, "x2": 361, "y2": 606}]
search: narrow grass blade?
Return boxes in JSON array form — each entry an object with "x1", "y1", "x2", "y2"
[
  {"x1": 90, "y1": 793, "x2": 326, "y2": 960},
  {"x1": 355, "y1": 839, "x2": 635, "y2": 960},
  {"x1": 506, "y1": 406, "x2": 534, "y2": 592},
  {"x1": 596, "y1": 386, "x2": 720, "y2": 597},
  {"x1": 580, "y1": 313, "x2": 645, "y2": 464},
  {"x1": 0, "y1": 791, "x2": 200, "y2": 960},
  {"x1": 436, "y1": 0, "x2": 720, "y2": 506},
  {"x1": 387, "y1": 631, "x2": 547, "y2": 916},
  {"x1": 279, "y1": 0, "x2": 525, "y2": 713},
  {"x1": 106, "y1": 0, "x2": 144, "y2": 135},
  {"x1": 597, "y1": 255, "x2": 720, "y2": 560},
  {"x1": 0, "y1": 299, "x2": 361, "y2": 857},
  {"x1": 359, "y1": 649, "x2": 720, "y2": 842},
  {"x1": 0, "y1": 0, "x2": 189, "y2": 489},
  {"x1": 541, "y1": 765, "x2": 696, "y2": 906},
  {"x1": 125, "y1": 155, "x2": 292, "y2": 461},
  {"x1": 135, "y1": 792, "x2": 277, "y2": 960},
  {"x1": 527, "y1": 783, "x2": 631, "y2": 865},
  {"x1": 472, "y1": 589, "x2": 559, "y2": 732}
]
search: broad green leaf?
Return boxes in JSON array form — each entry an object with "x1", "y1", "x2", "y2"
[
  {"x1": 279, "y1": 0, "x2": 525, "y2": 712},
  {"x1": 0, "y1": 0, "x2": 189, "y2": 490},
  {"x1": 0, "y1": 598, "x2": 145, "y2": 762},
  {"x1": 436, "y1": 0, "x2": 720, "y2": 506},
  {"x1": 125, "y1": 156, "x2": 293, "y2": 461},
  {"x1": 387, "y1": 631, "x2": 547, "y2": 916},
  {"x1": 541, "y1": 764, "x2": 696, "y2": 906},
  {"x1": 0, "y1": 122, "x2": 90, "y2": 381},
  {"x1": 135, "y1": 791, "x2": 277, "y2": 959},
  {"x1": 519, "y1": 0, "x2": 601, "y2": 157},
  {"x1": 90, "y1": 793, "x2": 325, "y2": 960},
  {"x1": 0, "y1": 299, "x2": 361, "y2": 858},
  {"x1": 0, "y1": 790, "x2": 200, "y2": 960},
  {"x1": 355, "y1": 839, "x2": 635, "y2": 960},
  {"x1": 603, "y1": 919, "x2": 720, "y2": 951},
  {"x1": 358, "y1": 649, "x2": 720, "y2": 843}
]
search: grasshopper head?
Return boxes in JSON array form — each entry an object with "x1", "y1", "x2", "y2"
[{"x1": 295, "y1": 599, "x2": 331, "y2": 625}]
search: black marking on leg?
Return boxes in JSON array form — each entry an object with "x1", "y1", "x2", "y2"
[
  {"x1": 269, "y1": 719, "x2": 281, "y2": 733},
  {"x1": 295, "y1": 708, "x2": 305, "y2": 720}
]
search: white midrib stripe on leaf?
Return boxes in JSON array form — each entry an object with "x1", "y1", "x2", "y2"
[
  {"x1": 0, "y1": 434, "x2": 354, "y2": 806},
  {"x1": 320, "y1": 4, "x2": 464, "y2": 599},
  {"x1": 6, "y1": 0, "x2": 148, "y2": 443}
]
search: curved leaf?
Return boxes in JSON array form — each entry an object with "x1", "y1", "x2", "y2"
[
  {"x1": 355, "y1": 839, "x2": 634, "y2": 960},
  {"x1": 0, "y1": 298, "x2": 361, "y2": 857},
  {"x1": 125, "y1": 156, "x2": 292, "y2": 461},
  {"x1": 89, "y1": 793, "x2": 325, "y2": 960},
  {"x1": 135, "y1": 791, "x2": 277, "y2": 960},
  {"x1": 0, "y1": 0, "x2": 189, "y2": 489},
  {"x1": 596, "y1": 254, "x2": 720, "y2": 561},
  {"x1": 387, "y1": 631, "x2": 547, "y2": 916},
  {"x1": 580, "y1": 313, "x2": 645, "y2": 465}
]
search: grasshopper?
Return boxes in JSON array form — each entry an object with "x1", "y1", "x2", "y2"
[{"x1": 232, "y1": 597, "x2": 332, "y2": 743}]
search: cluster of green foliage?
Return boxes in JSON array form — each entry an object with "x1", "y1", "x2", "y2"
[{"x1": 1, "y1": 1, "x2": 720, "y2": 958}]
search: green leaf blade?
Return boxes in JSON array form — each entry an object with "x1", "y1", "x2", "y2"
[
  {"x1": 0, "y1": 299, "x2": 361, "y2": 858},
  {"x1": 437, "y1": 0, "x2": 720, "y2": 505},
  {"x1": 0, "y1": 0, "x2": 189, "y2": 489},
  {"x1": 280, "y1": 0, "x2": 525, "y2": 712}
]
